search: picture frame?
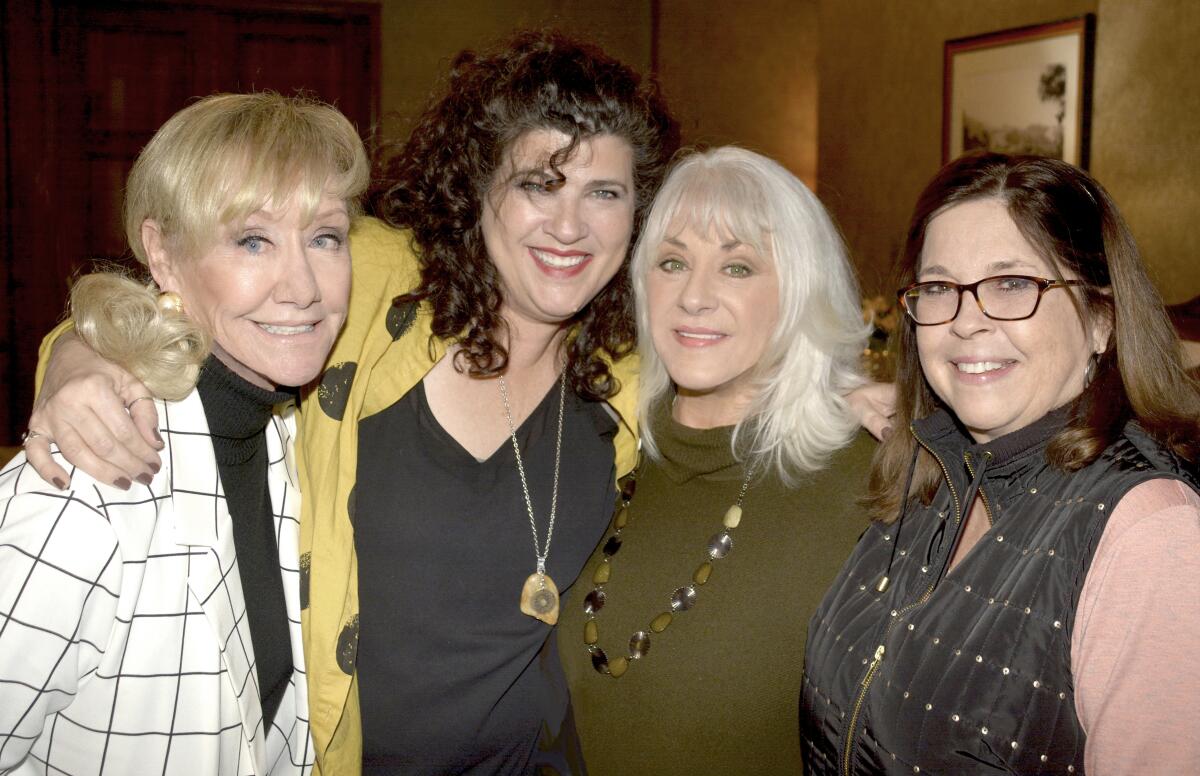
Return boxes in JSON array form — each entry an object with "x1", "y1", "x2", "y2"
[{"x1": 943, "y1": 15, "x2": 1095, "y2": 167}]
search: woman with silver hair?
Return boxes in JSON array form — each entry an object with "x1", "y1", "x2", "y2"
[
  {"x1": 559, "y1": 146, "x2": 875, "y2": 774},
  {"x1": 0, "y1": 92, "x2": 368, "y2": 774}
]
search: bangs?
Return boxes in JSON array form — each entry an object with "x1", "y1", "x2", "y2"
[
  {"x1": 651, "y1": 160, "x2": 774, "y2": 259},
  {"x1": 141, "y1": 93, "x2": 368, "y2": 259},
  {"x1": 215, "y1": 148, "x2": 357, "y2": 231},
  {"x1": 213, "y1": 113, "x2": 365, "y2": 232}
]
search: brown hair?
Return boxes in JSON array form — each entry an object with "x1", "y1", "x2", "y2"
[
  {"x1": 372, "y1": 30, "x2": 678, "y2": 400},
  {"x1": 868, "y1": 152, "x2": 1200, "y2": 521}
]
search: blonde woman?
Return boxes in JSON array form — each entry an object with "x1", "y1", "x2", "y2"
[{"x1": 0, "y1": 93, "x2": 367, "y2": 774}]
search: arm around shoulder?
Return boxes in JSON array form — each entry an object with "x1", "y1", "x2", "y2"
[
  {"x1": 27, "y1": 317, "x2": 163, "y2": 489},
  {"x1": 35, "y1": 319, "x2": 77, "y2": 396}
]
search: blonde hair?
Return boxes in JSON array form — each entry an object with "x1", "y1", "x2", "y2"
[
  {"x1": 71, "y1": 92, "x2": 370, "y2": 398},
  {"x1": 71, "y1": 274, "x2": 211, "y2": 400},
  {"x1": 632, "y1": 147, "x2": 868, "y2": 483}
]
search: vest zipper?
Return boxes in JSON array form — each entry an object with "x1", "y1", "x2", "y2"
[
  {"x1": 919, "y1": 429, "x2": 961, "y2": 522},
  {"x1": 841, "y1": 644, "x2": 884, "y2": 775},
  {"x1": 838, "y1": 426, "x2": 962, "y2": 775}
]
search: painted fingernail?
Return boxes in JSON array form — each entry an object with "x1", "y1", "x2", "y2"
[
  {"x1": 136, "y1": 473, "x2": 154, "y2": 486},
  {"x1": 114, "y1": 477, "x2": 131, "y2": 490},
  {"x1": 52, "y1": 477, "x2": 67, "y2": 490},
  {"x1": 152, "y1": 430, "x2": 164, "y2": 447},
  {"x1": 881, "y1": 425, "x2": 894, "y2": 440},
  {"x1": 148, "y1": 461, "x2": 161, "y2": 474}
]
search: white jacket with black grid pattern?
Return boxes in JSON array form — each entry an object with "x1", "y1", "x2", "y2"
[{"x1": 0, "y1": 389, "x2": 313, "y2": 775}]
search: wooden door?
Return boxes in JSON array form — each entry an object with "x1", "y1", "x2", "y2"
[{"x1": 1, "y1": 0, "x2": 380, "y2": 444}]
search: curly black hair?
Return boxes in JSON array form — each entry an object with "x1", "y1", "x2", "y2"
[{"x1": 372, "y1": 30, "x2": 679, "y2": 400}]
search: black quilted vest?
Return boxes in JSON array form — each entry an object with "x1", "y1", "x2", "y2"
[{"x1": 800, "y1": 409, "x2": 1197, "y2": 775}]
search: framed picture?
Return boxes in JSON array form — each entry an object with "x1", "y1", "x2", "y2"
[{"x1": 943, "y1": 16, "x2": 1094, "y2": 167}]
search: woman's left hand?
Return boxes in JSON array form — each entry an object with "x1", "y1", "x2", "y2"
[{"x1": 847, "y1": 382, "x2": 897, "y2": 441}]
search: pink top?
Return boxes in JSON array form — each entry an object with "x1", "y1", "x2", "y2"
[{"x1": 1072, "y1": 477, "x2": 1200, "y2": 774}]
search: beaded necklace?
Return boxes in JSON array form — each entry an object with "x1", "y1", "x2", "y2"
[{"x1": 580, "y1": 459, "x2": 755, "y2": 678}]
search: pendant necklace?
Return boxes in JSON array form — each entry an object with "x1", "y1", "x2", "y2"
[{"x1": 500, "y1": 370, "x2": 567, "y2": 625}]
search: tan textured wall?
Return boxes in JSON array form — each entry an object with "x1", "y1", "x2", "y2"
[
  {"x1": 818, "y1": 0, "x2": 1097, "y2": 296},
  {"x1": 1091, "y1": 1, "x2": 1200, "y2": 303},
  {"x1": 376, "y1": 0, "x2": 653, "y2": 143},
  {"x1": 655, "y1": 0, "x2": 819, "y2": 188},
  {"x1": 369, "y1": 2, "x2": 1198, "y2": 303}
]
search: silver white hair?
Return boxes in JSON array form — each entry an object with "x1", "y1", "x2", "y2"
[{"x1": 632, "y1": 146, "x2": 869, "y2": 482}]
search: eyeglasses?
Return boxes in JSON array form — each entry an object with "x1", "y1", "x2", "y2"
[{"x1": 897, "y1": 275, "x2": 1083, "y2": 326}]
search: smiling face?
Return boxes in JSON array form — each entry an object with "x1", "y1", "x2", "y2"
[
  {"x1": 149, "y1": 193, "x2": 351, "y2": 389},
  {"x1": 481, "y1": 129, "x2": 636, "y2": 332},
  {"x1": 915, "y1": 197, "x2": 1108, "y2": 442},
  {"x1": 645, "y1": 222, "x2": 780, "y2": 415}
]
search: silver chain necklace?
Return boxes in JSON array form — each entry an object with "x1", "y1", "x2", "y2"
[{"x1": 499, "y1": 370, "x2": 567, "y2": 625}]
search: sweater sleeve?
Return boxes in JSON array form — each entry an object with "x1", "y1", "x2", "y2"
[{"x1": 1071, "y1": 477, "x2": 1200, "y2": 775}]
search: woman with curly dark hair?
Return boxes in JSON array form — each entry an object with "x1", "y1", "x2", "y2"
[
  {"x1": 333, "y1": 32, "x2": 676, "y2": 774},
  {"x1": 27, "y1": 31, "x2": 678, "y2": 775},
  {"x1": 375, "y1": 31, "x2": 675, "y2": 399}
]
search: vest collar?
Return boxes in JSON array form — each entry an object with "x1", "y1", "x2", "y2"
[{"x1": 912, "y1": 404, "x2": 1072, "y2": 470}]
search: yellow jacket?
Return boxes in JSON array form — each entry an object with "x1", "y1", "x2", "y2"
[{"x1": 298, "y1": 218, "x2": 640, "y2": 774}]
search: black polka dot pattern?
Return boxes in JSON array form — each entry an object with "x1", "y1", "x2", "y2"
[
  {"x1": 318, "y1": 362, "x2": 357, "y2": 421},
  {"x1": 386, "y1": 299, "x2": 419, "y2": 341},
  {"x1": 299, "y1": 551, "x2": 311, "y2": 611},
  {"x1": 337, "y1": 615, "x2": 359, "y2": 675}
]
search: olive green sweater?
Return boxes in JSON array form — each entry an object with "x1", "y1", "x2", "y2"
[{"x1": 558, "y1": 405, "x2": 874, "y2": 775}]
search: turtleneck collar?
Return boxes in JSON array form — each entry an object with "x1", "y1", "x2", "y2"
[
  {"x1": 196, "y1": 356, "x2": 293, "y2": 463},
  {"x1": 648, "y1": 395, "x2": 747, "y2": 484}
]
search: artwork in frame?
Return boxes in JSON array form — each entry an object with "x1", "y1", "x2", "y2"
[{"x1": 943, "y1": 16, "x2": 1094, "y2": 167}]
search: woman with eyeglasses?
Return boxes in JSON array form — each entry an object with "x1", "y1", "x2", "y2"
[{"x1": 800, "y1": 152, "x2": 1200, "y2": 775}]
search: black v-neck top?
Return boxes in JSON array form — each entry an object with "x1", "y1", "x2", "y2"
[{"x1": 355, "y1": 377, "x2": 617, "y2": 775}]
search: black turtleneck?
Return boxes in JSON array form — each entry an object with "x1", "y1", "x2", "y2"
[{"x1": 195, "y1": 356, "x2": 295, "y2": 730}]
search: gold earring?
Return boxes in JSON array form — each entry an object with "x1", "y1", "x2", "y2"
[{"x1": 156, "y1": 291, "x2": 184, "y2": 314}]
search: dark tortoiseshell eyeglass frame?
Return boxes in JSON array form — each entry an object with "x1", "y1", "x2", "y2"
[{"x1": 897, "y1": 275, "x2": 1084, "y2": 326}]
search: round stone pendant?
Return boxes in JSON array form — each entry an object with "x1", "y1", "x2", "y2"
[{"x1": 519, "y1": 572, "x2": 560, "y2": 625}]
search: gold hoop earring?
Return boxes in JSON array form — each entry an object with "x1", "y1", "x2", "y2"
[{"x1": 156, "y1": 291, "x2": 185, "y2": 314}]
